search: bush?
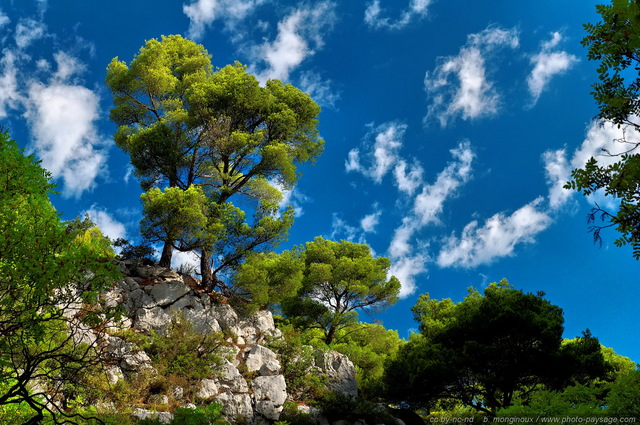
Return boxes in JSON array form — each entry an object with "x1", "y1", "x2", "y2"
[
  {"x1": 317, "y1": 392, "x2": 400, "y2": 425},
  {"x1": 267, "y1": 325, "x2": 326, "y2": 402}
]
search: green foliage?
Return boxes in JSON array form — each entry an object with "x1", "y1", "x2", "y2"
[
  {"x1": 136, "y1": 405, "x2": 228, "y2": 425},
  {"x1": 0, "y1": 130, "x2": 121, "y2": 424},
  {"x1": 497, "y1": 384, "x2": 607, "y2": 419},
  {"x1": 278, "y1": 401, "x2": 317, "y2": 425},
  {"x1": 606, "y1": 369, "x2": 640, "y2": 417},
  {"x1": 234, "y1": 250, "x2": 304, "y2": 314},
  {"x1": 317, "y1": 392, "x2": 400, "y2": 425},
  {"x1": 107, "y1": 35, "x2": 324, "y2": 284},
  {"x1": 143, "y1": 316, "x2": 228, "y2": 399},
  {"x1": 384, "y1": 280, "x2": 608, "y2": 416},
  {"x1": 330, "y1": 323, "x2": 402, "y2": 397},
  {"x1": 282, "y1": 237, "x2": 401, "y2": 345},
  {"x1": 113, "y1": 238, "x2": 157, "y2": 263},
  {"x1": 266, "y1": 325, "x2": 326, "y2": 401},
  {"x1": 566, "y1": 0, "x2": 640, "y2": 258}
]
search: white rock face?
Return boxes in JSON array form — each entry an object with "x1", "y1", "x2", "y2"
[
  {"x1": 314, "y1": 350, "x2": 358, "y2": 396},
  {"x1": 196, "y1": 379, "x2": 218, "y2": 400},
  {"x1": 217, "y1": 360, "x2": 249, "y2": 393},
  {"x1": 97, "y1": 261, "x2": 364, "y2": 423},
  {"x1": 215, "y1": 391, "x2": 254, "y2": 422},
  {"x1": 245, "y1": 345, "x2": 280, "y2": 374},
  {"x1": 252, "y1": 375, "x2": 287, "y2": 420}
]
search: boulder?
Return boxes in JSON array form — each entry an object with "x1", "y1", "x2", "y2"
[
  {"x1": 252, "y1": 375, "x2": 287, "y2": 420},
  {"x1": 217, "y1": 360, "x2": 249, "y2": 393},
  {"x1": 314, "y1": 351, "x2": 358, "y2": 396},
  {"x1": 196, "y1": 378, "x2": 219, "y2": 400},
  {"x1": 215, "y1": 391, "x2": 254, "y2": 422},
  {"x1": 245, "y1": 345, "x2": 280, "y2": 374}
]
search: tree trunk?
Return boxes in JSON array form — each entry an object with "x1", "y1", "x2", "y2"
[
  {"x1": 159, "y1": 240, "x2": 173, "y2": 267},
  {"x1": 325, "y1": 324, "x2": 337, "y2": 345},
  {"x1": 200, "y1": 249, "x2": 213, "y2": 292}
]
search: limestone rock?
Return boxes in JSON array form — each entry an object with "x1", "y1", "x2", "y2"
[
  {"x1": 245, "y1": 345, "x2": 280, "y2": 374},
  {"x1": 196, "y1": 379, "x2": 219, "y2": 400},
  {"x1": 215, "y1": 391, "x2": 254, "y2": 422},
  {"x1": 217, "y1": 360, "x2": 248, "y2": 393},
  {"x1": 314, "y1": 350, "x2": 358, "y2": 396},
  {"x1": 252, "y1": 375, "x2": 287, "y2": 420}
]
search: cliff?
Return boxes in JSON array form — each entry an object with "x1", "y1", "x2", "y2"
[{"x1": 90, "y1": 260, "x2": 359, "y2": 424}]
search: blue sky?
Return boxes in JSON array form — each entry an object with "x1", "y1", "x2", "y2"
[{"x1": 1, "y1": 0, "x2": 638, "y2": 362}]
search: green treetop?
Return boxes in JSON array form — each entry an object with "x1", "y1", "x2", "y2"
[
  {"x1": 107, "y1": 35, "x2": 323, "y2": 289},
  {"x1": 384, "y1": 280, "x2": 608, "y2": 417},
  {"x1": 278, "y1": 237, "x2": 401, "y2": 345},
  {"x1": 566, "y1": 0, "x2": 640, "y2": 258}
]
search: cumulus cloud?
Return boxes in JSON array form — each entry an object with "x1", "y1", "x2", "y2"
[
  {"x1": 364, "y1": 0, "x2": 431, "y2": 30},
  {"x1": 437, "y1": 197, "x2": 552, "y2": 268},
  {"x1": 389, "y1": 253, "x2": 428, "y2": 298},
  {"x1": 183, "y1": 0, "x2": 267, "y2": 40},
  {"x1": 15, "y1": 18, "x2": 47, "y2": 49},
  {"x1": 393, "y1": 159, "x2": 424, "y2": 195},
  {"x1": 424, "y1": 26, "x2": 519, "y2": 126},
  {"x1": 387, "y1": 141, "x2": 474, "y2": 296},
  {"x1": 0, "y1": 51, "x2": 20, "y2": 118},
  {"x1": 543, "y1": 148, "x2": 572, "y2": 210},
  {"x1": 412, "y1": 141, "x2": 474, "y2": 226},
  {"x1": 361, "y1": 208, "x2": 382, "y2": 233},
  {"x1": 25, "y1": 53, "x2": 110, "y2": 198},
  {"x1": 83, "y1": 207, "x2": 127, "y2": 241},
  {"x1": 253, "y1": 2, "x2": 336, "y2": 82},
  {"x1": 542, "y1": 120, "x2": 640, "y2": 211},
  {"x1": 171, "y1": 250, "x2": 201, "y2": 274},
  {"x1": 0, "y1": 9, "x2": 10, "y2": 28},
  {"x1": 280, "y1": 186, "x2": 309, "y2": 217},
  {"x1": 345, "y1": 122, "x2": 410, "y2": 184},
  {"x1": 527, "y1": 32, "x2": 578, "y2": 105}
]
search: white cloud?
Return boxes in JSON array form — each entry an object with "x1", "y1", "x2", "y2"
[
  {"x1": 361, "y1": 208, "x2": 382, "y2": 233},
  {"x1": 527, "y1": 32, "x2": 578, "y2": 104},
  {"x1": 280, "y1": 186, "x2": 308, "y2": 217},
  {"x1": 345, "y1": 122, "x2": 407, "y2": 183},
  {"x1": 387, "y1": 141, "x2": 474, "y2": 296},
  {"x1": 183, "y1": 0, "x2": 268, "y2": 40},
  {"x1": 437, "y1": 197, "x2": 552, "y2": 268},
  {"x1": 253, "y1": 2, "x2": 336, "y2": 82},
  {"x1": 364, "y1": 0, "x2": 431, "y2": 30},
  {"x1": 345, "y1": 148, "x2": 362, "y2": 173},
  {"x1": 329, "y1": 214, "x2": 360, "y2": 242},
  {"x1": 424, "y1": 26, "x2": 519, "y2": 126},
  {"x1": 53, "y1": 51, "x2": 85, "y2": 81},
  {"x1": 26, "y1": 71, "x2": 109, "y2": 197},
  {"x1": 393, "y1": 159, "x2": 423, "y2": 195},
  {"x1": 15, "y1": 18, "x2": 46, "y2": 49},
  {"x1": 412, "y1": 141, "x2": 474, "y2": 226},
  {"x1": 171, "y1": 250, "x2": 201, "y2": 274},
  {"x1": 389, "y1": 253, "x2": 428, "y2": 298},
  {"x1": 0, "y1": 50, "x2": 21, "y2": 118},
  {"x1": 543, "y1": 148, "x2": 572, "y2": 210},
  {"x1": 389, "y1": 218, "x2": 417, "y2": 259},
  {"x1": 83, "y1": 208, "x2": 127, "y2": 241},
  {"x1": 298, "y1": 71, "x2": 340, "y2": 109},
  {"x1": 0, "y1": 10, "x2": 10, "y2": 29},
  {"x1": 542, "y1": 120, "x2": 640, "y2": 212}
]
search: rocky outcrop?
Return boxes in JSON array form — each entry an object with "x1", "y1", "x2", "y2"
[
  {"x1": 314, "y1": 351, "x2": 358, "y2": 397},
  {"x1": 98, "y1": 261, "x2": 359, "y2": 424}
]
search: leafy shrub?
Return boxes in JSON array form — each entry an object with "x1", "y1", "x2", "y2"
[
  {"x1": 267, "y1": 325, "x2": 326, "y2": 401},
  {"x1": 317, "y1": 392, "x2": 400, "y2": 425},
  {"x1": 142, "y1": 316, "x2": 228, "y2": 401}
]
